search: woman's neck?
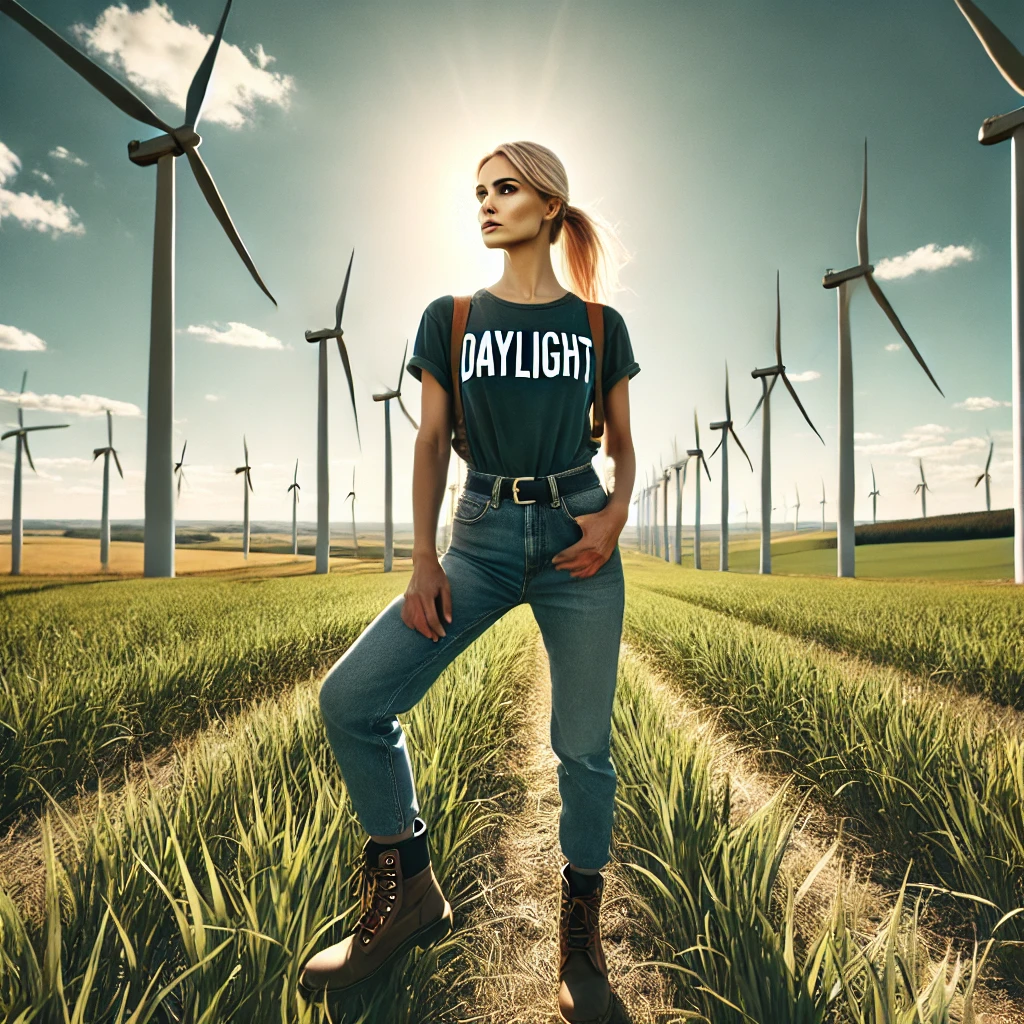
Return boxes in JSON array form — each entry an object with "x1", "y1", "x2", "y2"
[{"x1": 488, "y1": 236, "x2": 568, "y2": 304}]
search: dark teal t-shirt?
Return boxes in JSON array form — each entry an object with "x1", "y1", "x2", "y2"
[{"x1": 406, "y1": 288, "x2": 640, "y2": 478}]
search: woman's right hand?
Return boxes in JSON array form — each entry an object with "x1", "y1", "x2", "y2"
[{"x1": 401, "y1": 555, "x2": 453, "y2": 641}]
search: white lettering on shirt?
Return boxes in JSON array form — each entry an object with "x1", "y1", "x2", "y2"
[
  {"x1": 476, "y1": 330, "x2": 495, "y2": 376},
  {"x1": 514, "y1": 331, "x2": 531, "y2": 378},
  {"x1": 542, "y1": 332, "x2": 560, "y2": 377},
  {"x1": 579, "y1": 335, "x2": 592, "y2": 383},
  {"x1": 532, "y1": 331, "x2": 540, "y2": 378},
  {"x1": 561, "y1": 333, "x2": 579, "y2": 379},
  {"x1": 461, "y1": 333, "x2": 476, "y2": 382},
  {"x1": 495, "y1": 330, "x2": 513, "y2": 376}
]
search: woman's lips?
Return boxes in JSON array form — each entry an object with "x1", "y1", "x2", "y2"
[{"x1": 482, "y1": 223, "x2": 500, "y2": 232}]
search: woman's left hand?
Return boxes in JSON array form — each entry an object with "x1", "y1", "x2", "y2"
[{"x1": 552, "y1": 504, "x2": 627, "y2": 579}]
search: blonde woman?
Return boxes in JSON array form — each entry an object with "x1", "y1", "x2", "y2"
[{"x1": 300, "y1": 141, "x2": 639, "y2": 1024}]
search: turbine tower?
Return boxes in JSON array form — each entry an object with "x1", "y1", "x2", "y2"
[
  {"x1": 743, "y1": 500, "x2": 750, "y2": 531},
  {"x1": 819, "y1": 479, "x2": 827, "y2": 532},
  {"x1": 975, "y1": 435, "x2": 994, "y2": 511},
  {"x1": 2, "y1": 371, "x2": 70, "y2": 575},
  {"x1": 640, "y1": 470, "x2": 650, "y2": 553},
  {"x1": 822, "y1": 140, "x2": 943, "y2": 577},
  {"x1": 235, "y1": 435, "x2": 253, "y2": 560},
  {"x1": 747, "y1": 271, "x2": 825, "y2": 573},
  {"x1": 305, "y1": 250, "x2": 361, "y2": 575},
  {"x1": 793, "y1": 484, "x2": 801, "y2": 532},
  {"x1": 373, "y1": 341, "x2": 418, "y2": 572},
  {"x1": 174, "y1": 441, "x2": 188, "y2": 502},
  {"x1": 708, "y1": 364, "x2": 753, "y2": 572},
  {"x1": 660, "y1": 461, "x2": 671, "y2": 562},
  {"x1": 1, "y1": 0, "x2": 277, "y2": 578},
  {"x1": 345, "y1": 466, "x2": 359, "y2": 558},
  {"x1": 868, "y1": 464, "x2": 880, "y2": 523},
  {"x1": 648, "y1": 463, "x2": 660, "y2": 558},
  {"x1": 914, "y1": 457, "x2": 930, "y2": 518},
  {"x1": 287, "y1": 459, "x2": 300, "y2": 556},
  {"x1": 669, "y1": 435, "x2": 689, "y2": 565},
  {"x1": 91, "y1": 409, "x2": 123, "y2": 571},
  {"x1": 687, "y1": 409, "x2": 712, "y2": 569},
  {"x1": 632, "y1": 489, "x2": 641, "y2": 552},
  {"x1": 955, "y1": 0, "x2": 1024, "y2": 583}
]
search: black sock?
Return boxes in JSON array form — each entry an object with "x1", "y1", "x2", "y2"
[
  {"x1": 365, "y1": 818, "x2": 430, "y2": 877},
  {"x1": 568, "y1": 866, "x2": 602, "y2": 895}
]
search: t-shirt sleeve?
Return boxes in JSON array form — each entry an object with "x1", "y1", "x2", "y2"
[
  {"x1": 601, "y1": 305, "x2": 640, "y2": 395},
  {"x1": 406, "y1": 295, "x2": 455, "y2": 395}
]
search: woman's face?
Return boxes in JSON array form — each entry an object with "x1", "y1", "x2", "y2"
[{"x1": 476, "y1": 153, "x2": 561, "y2": 250}]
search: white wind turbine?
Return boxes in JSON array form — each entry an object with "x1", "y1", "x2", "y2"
[
  {"x1": 647, "y1": 463, "x2": 660, "y2": 558},
  {"x1": 687, "y1": 410, "x2": 713, "y2": 569},
  {"x1": 820, "y1": 480, "x2": 827, "y2": 532},
  {"x1": 669, "y1": 435, "x2": 689, "y2": 565},
  {"x1": 641, "y1": 470, "x2": 651, "y2": 553},
  {"x1": 1, "y1": 371, "x2": 69, "y2": 575},
  {"x1": 954, "y1": 0, "x2": 1024, "y2": 582},
  {"x1": 743, "y1": 500, "x2": 750, "y2": 532},
  {"x1": 975, "y1": 435, "x2": 995, "y2": 511},
  {"x1": 235, "y1": 435, "x2": 253, "y2": 559},
  {"x1": 708, "y1": 365, "x2": 753, "y2": 572},
  {"x1": 373, "y1": 341, "x2": 418, "y2": 573},
  {"x1": 91, "y1": 409, "x2": 123, "y2": 571},
  {"x1": 793, "y1": 485, "x2": 801, "y2": 532},
  {"x1": 174, "y1": 441, "x2": 189, "y2": 503},
  {"x1": 747, "y1": 272, "x2": 825, "y2": 573},
  {"x1": 1, "y1": 0, "x2": 277, "y2": 579},
  {"x1": 868, "y1": 464, "x2": 880, "y2": 523},
  {"x1": 287, "y1": 459, "x2": 300, "y2": 556},
  {"x1": 345, "y1": 466, "x2": 359, "y2": 558},
  {"x1": 822, "y1": 140, "x2": 944, "y2": 578},
  {"x1": 305, "y1": 250, "x2": 361, "y2": 575},
  {"x1": 914, "y1": 457, "x2": 931, "y2": 518},
  {"x1": 660, "y1": 460, "x2": 671, "y2": 562}
]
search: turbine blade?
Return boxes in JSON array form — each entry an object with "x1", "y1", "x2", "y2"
[
  {"x1": 185, "y1": 0, "x2": 233, "y2": 129},
  {"x1": 184, "y1": 146, "x2": 277, "y2": 306},
  {"x1": 955, "y1": 0, "x2": 1024, "y2": 95},
  {"x1": 23, "y1": 434, "x2": 34, "y2": 471},
  {"x1": 774, "y1": 270, "x2": 782, "y2": 364},
  {"x1": 397, "y1": 394, "x2": 419, "y2": 431},
  {"x1": 336, "y1": 337, "x2": 362, "y2": 451},
  {"x1": 864, "y1": 274, "x2": 944, "y2": 396},
  {"x1": 93, "y1": 448, "x2": 103, "y2": 460},
  {"x1": 177, "y1": 471, "x2": 183, "y2": 498},
  {"x1": 708, "y1": 435, "x2": 723, "y2": 460},
  {"x1": 244, "y1": 435, "x2": 248, "y2": 462},
  {"x1": 24, "y1": 423, "x2": 69, "y2": 432},
  {"x1": 856, "y1": 138, "x2": 869, "y2": 266},
  {"x1": 113, "y1": 450, "x2": 123, "y2": 478},
  {"x1": 0, "y1": 0, "x2": 174, "y2": 132},
  {"x1": 974, "y1": 473, "x2": 984, "y2": 486},
  {"x1": 745, "y1": 388, "x2": 766, "y2": 428},
  {"x1": 780, "y1": 373, "x2": 825, "y2": 445},
  {"x1": 701, "y1": 453, "x2": 712, "y2": 481},
  {"x1": 335, "y1": 248, "x2": 355, "y2": 331},
  {"x1": 729, "y1": 426, "x2": 753, "y2": 471},
  {"x1": 986, "y1": 443, "x2": 994, "y2": 470},
  {"x1": 106, "y1": 408, "x2": 112, "y2": 446},
  {"x1": 397, "y1": 338, "x2": 409, "y2": 390},
  {"x1": 181, "y1": 440, "x2": 187, "y2": 461},
  {"x1": 724, "y1": 363, "x2": 731, "y2": 418}
]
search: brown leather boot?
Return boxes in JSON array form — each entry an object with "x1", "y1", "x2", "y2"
[
  {"x1": 298, "y1": 818, "x2": 453, "y2": 996},
  {"x1": 557, "y1": 862, "x2": 619, "y2": 1023}
]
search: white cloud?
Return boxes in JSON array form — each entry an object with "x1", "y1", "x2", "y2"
[
  {"x1": 953, "y1": 396, "x2": 1012, "y2": 411},
  {"x1": 72, "y1": 2, "x2": 294, "y2": 129},
  {"x1": 32, "y1": 169, "x2": 54, "y2": 185},
  {"x1": 205, "y1": 393, "x2": 219, "y2": 401},
  {"x1": 0, "y1": 389, "x2": 142, "y2": 417},
  {"x1": 186, "y1": 322, "x2": 286, "y2": 349},
  {"x1": 33, "y1": 456, "x2": 93, "y2": 468},
  {"x1": 0, "y1": 324, "x2": 47, "y2": 351},
  {"x1": 884, "y1": 343, "x2": 901, "y2": 352},
  {"x1": 0, "y1": 141, "x2": 84, "y2": 237},
  {"x1": 873, "y1": 243, "x2": 975, "y2": 281},
  {"x1": 786, "y1": 370, "x2": 820, "y2": 383},
  {"x1": 49, "y1": 146, "x2": 87, "y2": 167},
  {"x1": 855, "y1": 422, "x2": 989, "y2": 462},
  {"x1": 854, "y1": 431, "x2": 883, "y2": 440},
  {"x1": 250, "y1": 43, "x2": 274, "y2": 70}
]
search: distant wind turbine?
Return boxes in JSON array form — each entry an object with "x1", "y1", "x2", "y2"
[
  {"x1": 1, "y1": 0, "x2": 277, "y2": 578},
  {"x1": 820, "y1": 479, "x2": 827, "y2": 532},
  {"x1": 669, "y1": 435, "x2": 689, "y2": 564},
  {"x1": 648, "y1": 463, "x2": 660, "y2": 558},
  {"x1": 287, "y1": 459, "x2": 300, "y2": 556},
  {"x1": 373, "y1": 341, "x2": 418, "y2": 572},
  {"x1": 632, "y1": 489, "x2": 642, "y2": 552},
  {"x1": 345, "y1": 466, "x2": 359, "y2": 558},
  {"x1": 954, "y1": 0, "x2": 1024, "y2": 582},
  {"x1": 743, "y1": 500, "x2": 750, "y2": 531},
  {"x1": 975, "y1": 435, "x2": 994, "y2": 511},
  {"x1": 91, "y1": 409, "x2": 123, "y2": 571},
  {"x1": 914, "y1": 457, "x2": 931, "y2": 518},
  {"x1": 174, "y1": 441, "x2": 188, "y2": 501},
  {"x1": 708, "y1": 364, "x2": 753, "y2": 572},
  {"x1": 305, "y1": 249, "x2": 360, "y2": 575},
  {"x1": 793, "y1": 485, "x2": 801, "y2": 532},
  {"x1": 235, "y1": 435, "x2": 253, "y2": 560},
  {"x1": 868, "y1": 464, "x2": 880, "y2": 523},
  {"x1": 822, "y1": 139, "x2": 943, "y2": 577},
  {"x1": 660, "y1": 460, "x2": 671, "y2": 562},
  {"x1": 687, "y1": 409, "x2": 712, "y2": 569},
  {"x1": 1, "y1": 371, "x2": 69, "y2": 575}
]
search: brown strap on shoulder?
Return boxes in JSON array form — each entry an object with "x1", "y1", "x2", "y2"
[
  {"x1": 449, "y1": 295, "x2": 473, "y2": 464},
  {"x1": 585, "y1": 301, "x2": 605, "y2": 441}
]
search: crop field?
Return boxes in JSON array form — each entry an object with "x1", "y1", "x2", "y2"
[{"x1": 2, "y1": 553, "x2": 1024, "y2": 1022}]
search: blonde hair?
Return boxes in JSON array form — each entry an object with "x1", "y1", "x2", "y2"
[{"x1": 476, "y1": 141, "x2": 627, "y2": 304}]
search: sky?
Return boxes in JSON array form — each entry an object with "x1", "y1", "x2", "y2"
[{"x1": 0, "y1": 0, "x2": 1019, "y2": 528}]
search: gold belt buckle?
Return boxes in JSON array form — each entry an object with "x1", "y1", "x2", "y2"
[{"x1": 511, "y1": 476, "x2": 536, "y2": 504}]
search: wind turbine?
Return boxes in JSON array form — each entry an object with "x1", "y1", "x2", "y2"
[
  {"x1": 913, "y1": 457, "x2": 930, "y2": 518},
  {"x1": 345, "y1": 466, "x2": 359, "y2": 558},
  {"x1": 669, "y1": 435, "x2": 689, "y2": 565},
  {"x1": 747, "y1": 271, "x2": 825, "y2": 573},
  {"x1": 174, "y1": 441, "x2": 188, "y2": 502},
  {"x1": 708, "y1": 364, "x2": 753, "y2": 571},
  {"x1": 743, "y1": 500, "x2": 750, "y2": 532},
  {"x1": 822, "y1": 139, "x2": 943, "y2": 577},
  {"x1": 1, "y1": 371, "x2": 69, "y2": 575},
  {"x1": 235, "y1": 435, "x2": 253, "y2": 560},
  {"x1": 819, "y1": 480, "x2": 827, "y2": 532},
  {"x1": 305, "y1": 250, "x2": 360, "y2": 575},
  {"x1": 373, "y1": 341, "x2": 419, "y2": 572},
  {"x1": 782, "y1": 495, "x2": 789, "y2": 530},
  {"x1": 91, "y1": 409, "x2": 123, "y2": 571},
  {"x1": 954, "y1": 0, "x2": 1024, "y2": 582},
  {"x1": 1, "y1": 0, "x2": 277, "y2": 579},
  {"x1": 868, "y1": 464, "x2": 880, "y2": 523},
  {"x1": 687, "y1": 410, "x2": 712, "y2": 569},
  {"x1": 647, "y1": 463, "x2": 660, "y2": 558},
  {"x1": 632, "y1": 489, "x2": 642, "y2": 552},
  {"x1": 639, "y1": 470, "x2": 649, "y2": 553},
  {"x1": 287, "y1": 459, "x2": 300, "y2": 556},
  {"x1": 975, "y1": 435, "x2": 995, "y2": 511},
  {"x1": 660, "y1": 460, "x2": 671, "y2": 562},
  {"x1": 793, "y1": 485, "x2": 801, "y2": 532}
]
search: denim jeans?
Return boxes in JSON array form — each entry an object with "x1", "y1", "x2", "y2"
[{"x1": 317, "y1": 462, "x2": 625, "y2": 871}]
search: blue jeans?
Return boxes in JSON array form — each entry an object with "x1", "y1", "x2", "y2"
[{"x1": 317, "y1": 463, "x2": 624, "y2": 871}]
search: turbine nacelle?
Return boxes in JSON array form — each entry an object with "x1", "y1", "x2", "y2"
[
  {"x1": 305, "y1": 327, "x2": 344, "y2": 343},
  {"x1": 822, "y1": 263, "x2": 873, "y2": 289},
  {"x1": 372, "y1": 389, "x2": 399, "y2": 402},
  {"x1": 127, "y1": 127, "x2": 202, "y2": 166},
  {"x1": 709, "y1": 419, "x2": 731, "y2": 430},
  {"x1": 979, "y1": 105, "x2": 1024, "y2": 144},
  {"x1": 751, "y1": 364, "x2": 784, "y2": 379}
]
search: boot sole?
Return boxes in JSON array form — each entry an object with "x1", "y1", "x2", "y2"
[
  {"x1": 297, "y1": 901, "x2": 454, "y2": 997},
  {"x1": 557, "y1": 987, "x2": 624, "y2": 1024}
]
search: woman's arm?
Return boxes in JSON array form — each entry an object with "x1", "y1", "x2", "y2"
[{"x1": 404, "y1": 370, "x2": 454, "y2": 641}]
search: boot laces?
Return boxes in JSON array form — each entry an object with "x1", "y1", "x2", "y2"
[
  {"x1": 563, "y1": 887, "x2": 601, "y2": 951},
  {"x1": 354, "y1": 860, "x2": 399, "y2": 945}
]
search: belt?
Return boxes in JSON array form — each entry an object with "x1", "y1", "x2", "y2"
[{"x1": 465, "y1": 465, "x2": 601, "y2": 506}]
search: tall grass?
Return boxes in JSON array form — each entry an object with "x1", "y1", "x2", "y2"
[{"x1": 626, "y1": 557, "x2": 1024, "y2": 707}]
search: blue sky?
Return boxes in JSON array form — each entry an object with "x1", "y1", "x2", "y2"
[{"x1": 0, "y1": 0, "x2": 1019, "y2": 526}]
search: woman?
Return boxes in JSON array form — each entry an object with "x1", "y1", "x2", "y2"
[{"x1": 299, "y1": 141, "x2": 639, "y2": 1024}]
